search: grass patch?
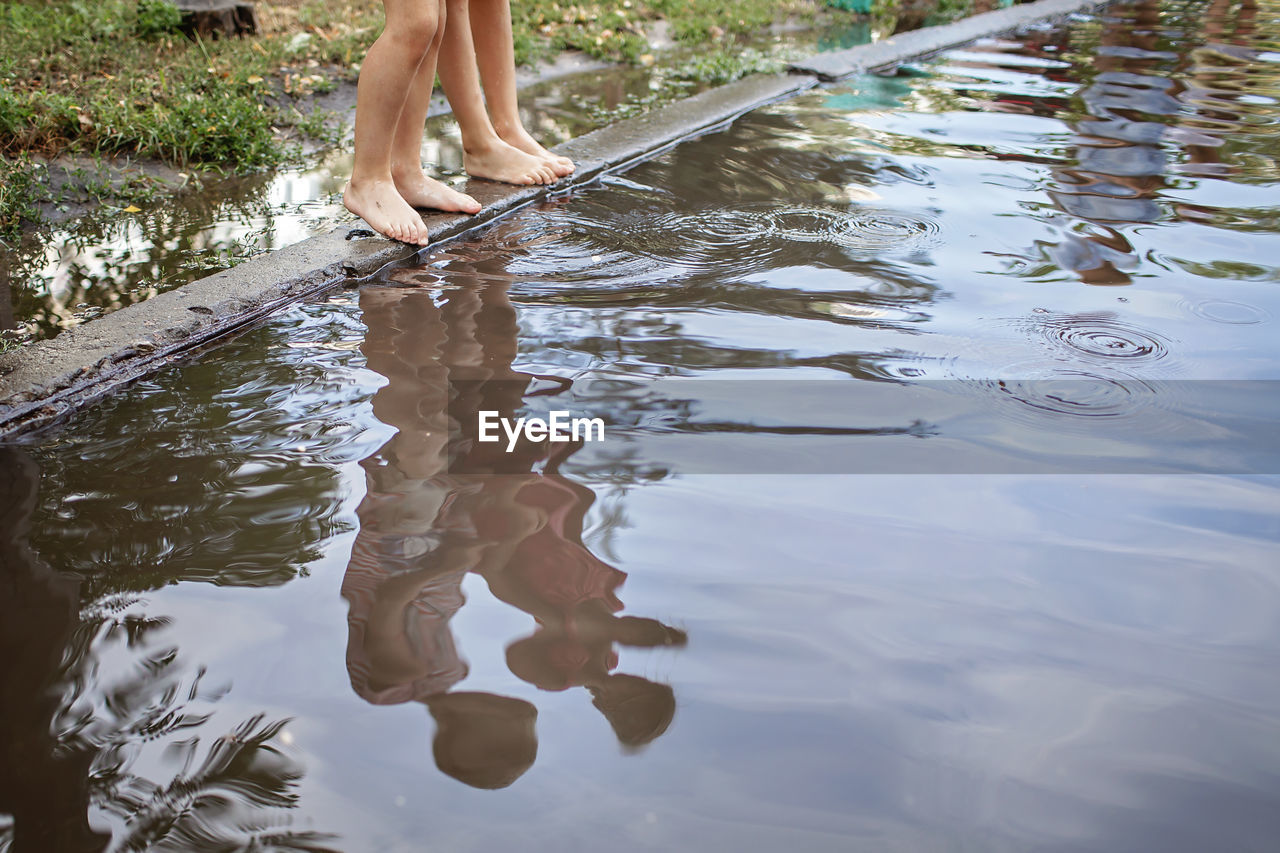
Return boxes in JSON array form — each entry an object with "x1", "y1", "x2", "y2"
[
  {"x1": 0, "y1": 0, "x2": 852, "y2": 176},
  {"x1": 135, "y1": 0, "x2": 182, "y2": 38},
  {"x1": 0, "y1": 0, "x2": 356, "y2": 170}
]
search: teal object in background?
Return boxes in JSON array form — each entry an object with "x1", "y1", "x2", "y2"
[
  {"x1": 826, "y1": 0, "x2": 873, "y2": 13},
  {"x1": 821, "y1": 73, "x2": 918, "y2": 111}
]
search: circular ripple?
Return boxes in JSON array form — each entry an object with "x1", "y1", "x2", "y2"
[
  {"x1": 760, "y1": 207, "x2": 843, "y2": 243},
  {"x1": 547, "y1": 203, "x2": 941, "y2": 274},
  {"x1": 758, "y1": 205, "x2": 941, "y2": 252},
  {"x1": 637, "y1": 209, "x2": 785, "y2": 271},
  {"x1": 1184, "y1": 299, "x2": 1269, "y2": 325},
  {"x1": 658, "y1": 209, "x2": 768, "y2": 249},
  {"x1": 1028, "y1": 313, "x2": 1173, "y2": 366},
  {"x1": 827, "y1": 210, "x2": 942, "y2": 251},
  {"x1": 548, "y1": 207, "x2": 780, "y2": 274},
  {"x1": 986, "y1": 372, "x2": 1159, "y2": 420},
  {"x1": 953, "y1": 362, "x2": 1172, "y2": 437}
]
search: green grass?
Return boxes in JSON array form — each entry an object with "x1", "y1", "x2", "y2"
[
  {"x1": 0, "y1": 0, "x2": 839, "y2": 176},
  {"x1": 0, "y1": 0, "x2": 351, "y2": 169}
]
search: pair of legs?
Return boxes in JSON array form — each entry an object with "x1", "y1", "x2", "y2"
[
  {"x1": 344, "y1": 0, "x2": 479, "y2": 245},
  {"x1": 437, "y1": 0, "x2": 574, "y2": 185},
  {"x1": 345, "y1": 0, "x2": 573, "y2": 244}
]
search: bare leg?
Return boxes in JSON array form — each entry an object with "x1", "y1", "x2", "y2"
[
  {"x1": 469, "y1": 0, "x2": 574, "y2": 177},
  {"x1": 390, "y1": 4, "x2": 483, "y2": 214},
  {"x1": 344, "y1": 0, "x2": 441, "y2": 244},
  {"x1": 439, "y1": 0, "x2": 558, "y2": 185}
]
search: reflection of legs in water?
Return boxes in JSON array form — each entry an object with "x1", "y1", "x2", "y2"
[
  {"x1": 345, "y1": 281, "x2": 543, "y2": 788},
  {"x1": 344, "y1": 541, "x2": 474, "y2": 701},
  {"x1": 439, "y1": 0, "x2": 573, "y2": 185},
  {"x1": 343, "y1": 523, "x2": 539, "y2": 788},
  {"x1": 347, "y1": 268, "x2": 686, "y2": 784}
]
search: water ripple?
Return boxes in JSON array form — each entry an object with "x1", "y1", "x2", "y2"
[
  {"x1": 1021, "y1": 311, "x2": 1175, "y2": 367},
  {"x1": 963, "y1": 370, "x2": 1164, "y2": 429},
  {"x1": 548, "y1": 203, "x2": 942, "y2": 274},
  {"x1": 1182, "y1": 298, "x2": 1270, "y2": 325}
]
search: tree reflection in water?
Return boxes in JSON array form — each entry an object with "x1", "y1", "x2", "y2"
[{"x1": 0, "y1": 447, "x2": 337, "y2": 852}]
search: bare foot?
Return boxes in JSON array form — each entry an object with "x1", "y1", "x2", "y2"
[
  {"x1": 498, "y1": 124, "x2": 575, "y2": 178},
  {"x1": 392, "y1": 167, "x2": 482, "y2": 214},
  {"x1": 344, "y1": 178, "x2": 430, "y2": 245},
  {"x1": 462, "y1": 138, "x2": 559, "y2": 186}
]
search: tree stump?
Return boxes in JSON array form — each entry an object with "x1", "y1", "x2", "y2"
[
  {"x1": 175, "y1": 0, "x2": 258, "y2": 40},
  {"x1": 893, "y1": 0, "x2": 939, "y2": 35}
]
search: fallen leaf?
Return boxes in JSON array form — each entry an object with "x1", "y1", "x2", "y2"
[{"x1": 122, "y1": 205, "x2": 141, "y2": 213}]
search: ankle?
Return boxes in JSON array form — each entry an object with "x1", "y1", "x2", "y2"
[
  {"x1": 390, "y1": 162, "x2": 425, "y2": 182},
  {"x1": 491, "y1": 116, "x2": 524, "y2": 139},
  {"x1": 460, "y1": 128, "x2": 509, "y2": 157},
  {"x1": 348, "y1": 164, "x2": 397, "y2": 186}
]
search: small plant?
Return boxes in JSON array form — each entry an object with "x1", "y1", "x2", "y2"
[
  {"x1": 0, "y1": 155, "x2": 50, "y2": 239},
  {"x1": 135, "y1": 0, "x2": 182, "y2": 40},
  {"x1": 287, "y1": 107, "x2": 346, "y2": 147},
  {"x1": 933, "y1": 0, "x2": 973, "y2": 21},
  {"x1": 95, "y1": 79, "x2": 285, "y2": 169}
]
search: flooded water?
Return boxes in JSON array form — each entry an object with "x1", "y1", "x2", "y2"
[{"x1": 4, "y1": 1, "x2": 1280, "y2": 850}]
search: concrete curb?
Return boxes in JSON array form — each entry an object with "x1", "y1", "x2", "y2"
[{"x1": 0, "y1": 0, "x2": 1108, "y2": 439}]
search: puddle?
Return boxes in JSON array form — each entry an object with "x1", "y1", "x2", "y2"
[{"x1": 5, "y1": 1, "x2": 1280, "y2": 850}]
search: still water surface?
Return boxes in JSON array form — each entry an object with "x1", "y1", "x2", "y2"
[{"x1": 3, "y1": 1, "x2": 1280, "y2": 850}]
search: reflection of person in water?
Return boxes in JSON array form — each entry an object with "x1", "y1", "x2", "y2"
[{"x1": 342, "y1": 268, "x2": 685, "y2": 788}]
